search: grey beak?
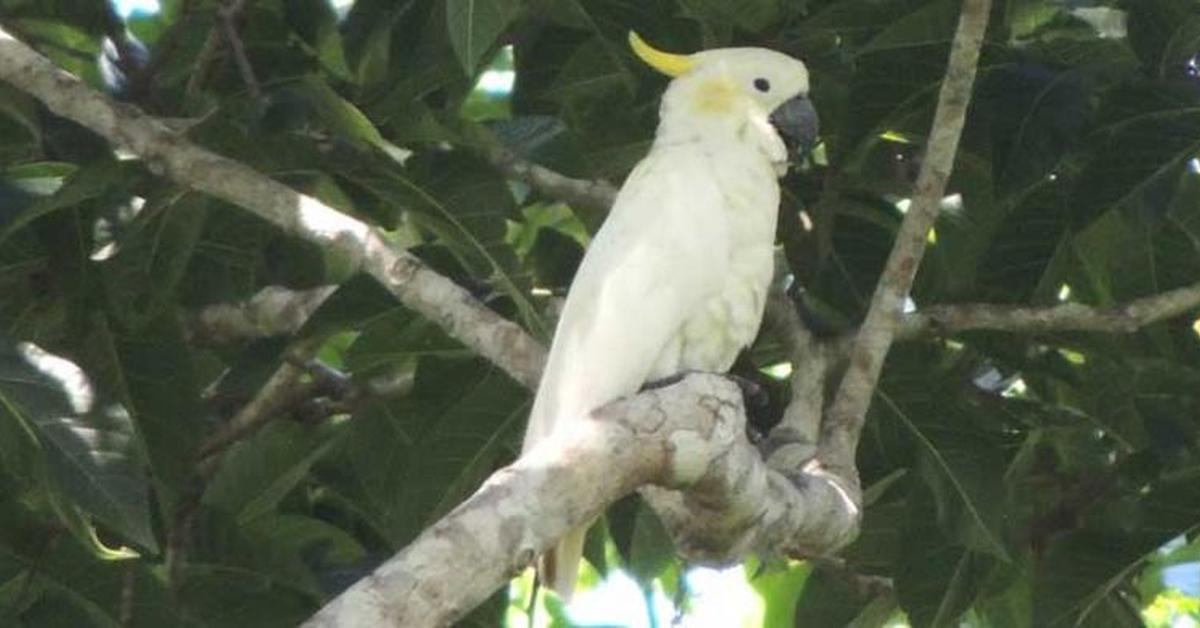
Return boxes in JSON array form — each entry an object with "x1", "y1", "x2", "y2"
[{"x1": 769, "y1": 95, "x2": 819, "y2": 157}]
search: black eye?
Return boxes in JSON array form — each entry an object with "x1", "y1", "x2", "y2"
[{"x1": 753, "y1": 78, "x2": 771, "y2": 92}]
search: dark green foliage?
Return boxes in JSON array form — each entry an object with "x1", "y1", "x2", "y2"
[{"x1": 0, "y1": 0, "x2": 1198, "y2": 625}]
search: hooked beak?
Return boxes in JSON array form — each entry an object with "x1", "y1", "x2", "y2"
[{"x1": 769, "y1": 95, "x2": 819, "y2": 158}]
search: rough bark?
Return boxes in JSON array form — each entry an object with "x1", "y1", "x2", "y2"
[{"x1": 302, "y1": 374, "x2": 857, "y2": 627}]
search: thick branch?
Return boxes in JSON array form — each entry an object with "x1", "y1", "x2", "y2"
[
  {"x1": 822, "y1": 0, "x2": 992, "y2": 478},
  {"x1": 302, "y1": 374, "x2": 858, "y2": 627},
  {"x1": 0, "y1": 29, "x2": 545, "y2": 389},
  {"x1": 898, "y1": 282, "x2": 1200, "y2": 337}
]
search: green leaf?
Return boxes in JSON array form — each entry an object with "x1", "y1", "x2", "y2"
[
  {"x1": 875, "y1": 349, "x2": 1013, "y2": 562},
  {"x1": 329, "y1": 356, "x2": 528, "y2": 546},
  {"x1": 203, "y1": 421, "x2": 342, "y2": 524},
  {"x1": 80, "y1": 314, "x2": 204, "y2": 515},
  {"x1": 843, "y1": 0, "x2": 962, "y2": 155},
  {"x1": 1070, "y1": 84, "x2": 1200, "y2": 228},
  {"x1": 247, "y1": 513, "x2": 367, "y2": 567},
  {"x1": 976, "y1": 181, "x2": 1073, "y2": 302},
  {"x1": 281, "y1": 76, "x2": 387, "y2": 148},
  {"x1": 345, "y1": 307, "x2": 466, "y2": 375},
  {"x1": 840, "y1": 498, "x2": 906, "y2": 575},
  {"x1": 179, "y1": 522, "x2": 319, "y2": 625},
  {"x1": 99, "y1": 192, "x2": 210, "y2": 330},
  {"x1": 608, "y1": 495, "x2": 675, "y2": 585},
  {"x1": 790, "y1": 563, "x2": 880, "y2": 627},
  {"x1": 896, "y1": 479, "x2": 996, "y2": 628},
  {"x1": 295, "y1": 273, "x2": 397, "y2": 340},
  {"x1": 445, "y1": 0, "x2": 522, "y2": 75},
  {"x1": 0, "y1": 340, "x2": 155, "y2": 551},
  {"x1": 178, "y1": 202, "x2": 272, "y2": 306},
  {"x1": 748, "y1": 559, "x2": 815, "y2": 626},
  {"x1": 975, "y1": 559, "x2": 1034, "y2": 628},
  {"x1": 678, "y1": 0, "x2": 786, "y2": 33},
  {"x1": 1035, "y1": 474, "x2": 1200, "y2": 627},
  {"x1": 0, "y1": 158, "x2": 124, "y2": 246},
  {"x1": 1126, "y1": 1, "x2": 1200, "y2": 78},
  {"x1": 0, "y1": 539, "x2": 174, "y2": 628},
  {"x1": 0, "y1": 83, "x2": 42, "y2": 146},
  {"x1": 283, "y1": 0, "x2": 353, "y2": 82},
  {"x1": 543, "y1": 36, "x2": 636, "y2": 112},
  {"x1": 7, "y1": 19, "x2": 103, "y2": 80},
  {"x1": 337, "y1": 150, "x2": 547, "y2": 335}
]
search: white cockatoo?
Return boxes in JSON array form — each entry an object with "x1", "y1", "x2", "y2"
[{"x1": 522, "y1": 32, "x2": 819, "y2": 598}]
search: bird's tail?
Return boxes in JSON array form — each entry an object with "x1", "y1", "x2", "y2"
[
  {"x1": 540, "y1": 524, "x2": 588, "y2": 601},
  {"x1": 524, "y1": 366, "x2": 591, "y2": 599}
]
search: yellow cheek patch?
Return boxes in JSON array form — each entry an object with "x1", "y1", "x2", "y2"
[{"x1": 692, "y1": 79, "x2": 738, "y2": 114}]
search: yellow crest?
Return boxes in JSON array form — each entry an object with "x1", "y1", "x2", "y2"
[{"x1": 628, "y1": 31, "x2": 695, "y2": 77}]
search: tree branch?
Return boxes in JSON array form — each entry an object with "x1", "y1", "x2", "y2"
[
  {"x1": 484, "y1": 146, "x2": 618, "y2": 212},
  {"x1": 216, "y1": 0, "x2": 261, "y2": 100},
  {"x1": 301, "y1": 374, "x2": 858, "y2": 627},
  {"x1": 185, "y1": 285, "x2": 337, "y2": 344},
  {"x1": 898, "y1": 282, "x2": 1200, "y2": 337},
  {"x1": 185, "y1": 0, "x2": 249, "y2": 99},
  {"x1": 0, "y1": 28, "x2": 545, "y2": 390},
  {"x1": 761, "y1": 261, "x2": 830, "y2": 468},
  {"x1": 195, "y1": 339, "x2": 323, "y2": 470},
  {"x1": 821, "y1": 0, "x2": 993, "y2": 480}
]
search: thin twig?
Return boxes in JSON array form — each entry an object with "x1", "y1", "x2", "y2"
[
  {"x1": 195, "y1": 339, "x2": 323, "y2": 469},
  {"x1": 168, "y1": 337, "x2": 323, "y2": 596},
  {"x1": 217, "y1": 2, "x2": 261, "y2": 99},
  {"x1": 184, "y1": 27, "x2": 222, "y2": 99},
  {"x1": 185, "y1": 0, "x2": 249, "y2": 99},
  {"x1": 821, "y1": 0, "x2": 993, "y2": 481},
  {"x1": 128, "y1": 0, "x2": 197, "y2": 106},
  {"x1": 119, "y1": 561, "x2": 136, "y2": 627},
  {"x1": 812, "y1": 557, "x2": 895, "y2": 598},
  {"x1": 485, "y1": 146, "x2": 619, "y2": 212}
]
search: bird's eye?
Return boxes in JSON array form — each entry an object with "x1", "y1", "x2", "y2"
[{"x1": 753, "y1": 78, "x2": 771, "y2": 92}]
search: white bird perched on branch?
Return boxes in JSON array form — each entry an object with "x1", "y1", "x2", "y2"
[{"x1": 522, "y1": 31, "x2": 819, "y2": 598}]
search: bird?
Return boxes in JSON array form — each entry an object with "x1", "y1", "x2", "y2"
[{"x1": 521, "y1": 31, "x2": 819, "y2": 599}]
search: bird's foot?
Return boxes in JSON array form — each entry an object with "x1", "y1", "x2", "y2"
[
  {"x1": 642, "y1": 371, "x2": 774, "y2": 443},
  {"x1": 641, "y1": 370, "x2": 696, "y2": 391},
  {"x1": 641, "y1": 371, "x2": 768, "y2": 411},
  {"x1": 725, "y1": 373, "x2": 767, "y2": 408}
]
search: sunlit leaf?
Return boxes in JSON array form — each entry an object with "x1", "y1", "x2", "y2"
[{"x1": 0, "y1": 340, "x2": 155, "y2": 551}]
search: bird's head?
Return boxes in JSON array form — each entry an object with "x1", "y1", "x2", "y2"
[{"x1": 629, "y1": 32, "x2": 819, "y2": 168}]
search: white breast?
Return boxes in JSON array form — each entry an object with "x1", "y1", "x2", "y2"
[{"x1": 647, "y1": 143, "x2": 779, "y2": 380}]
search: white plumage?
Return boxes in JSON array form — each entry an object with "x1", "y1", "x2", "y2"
[{"x1": 522, "y1": 33, "x2": 815, "y2": 598}]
